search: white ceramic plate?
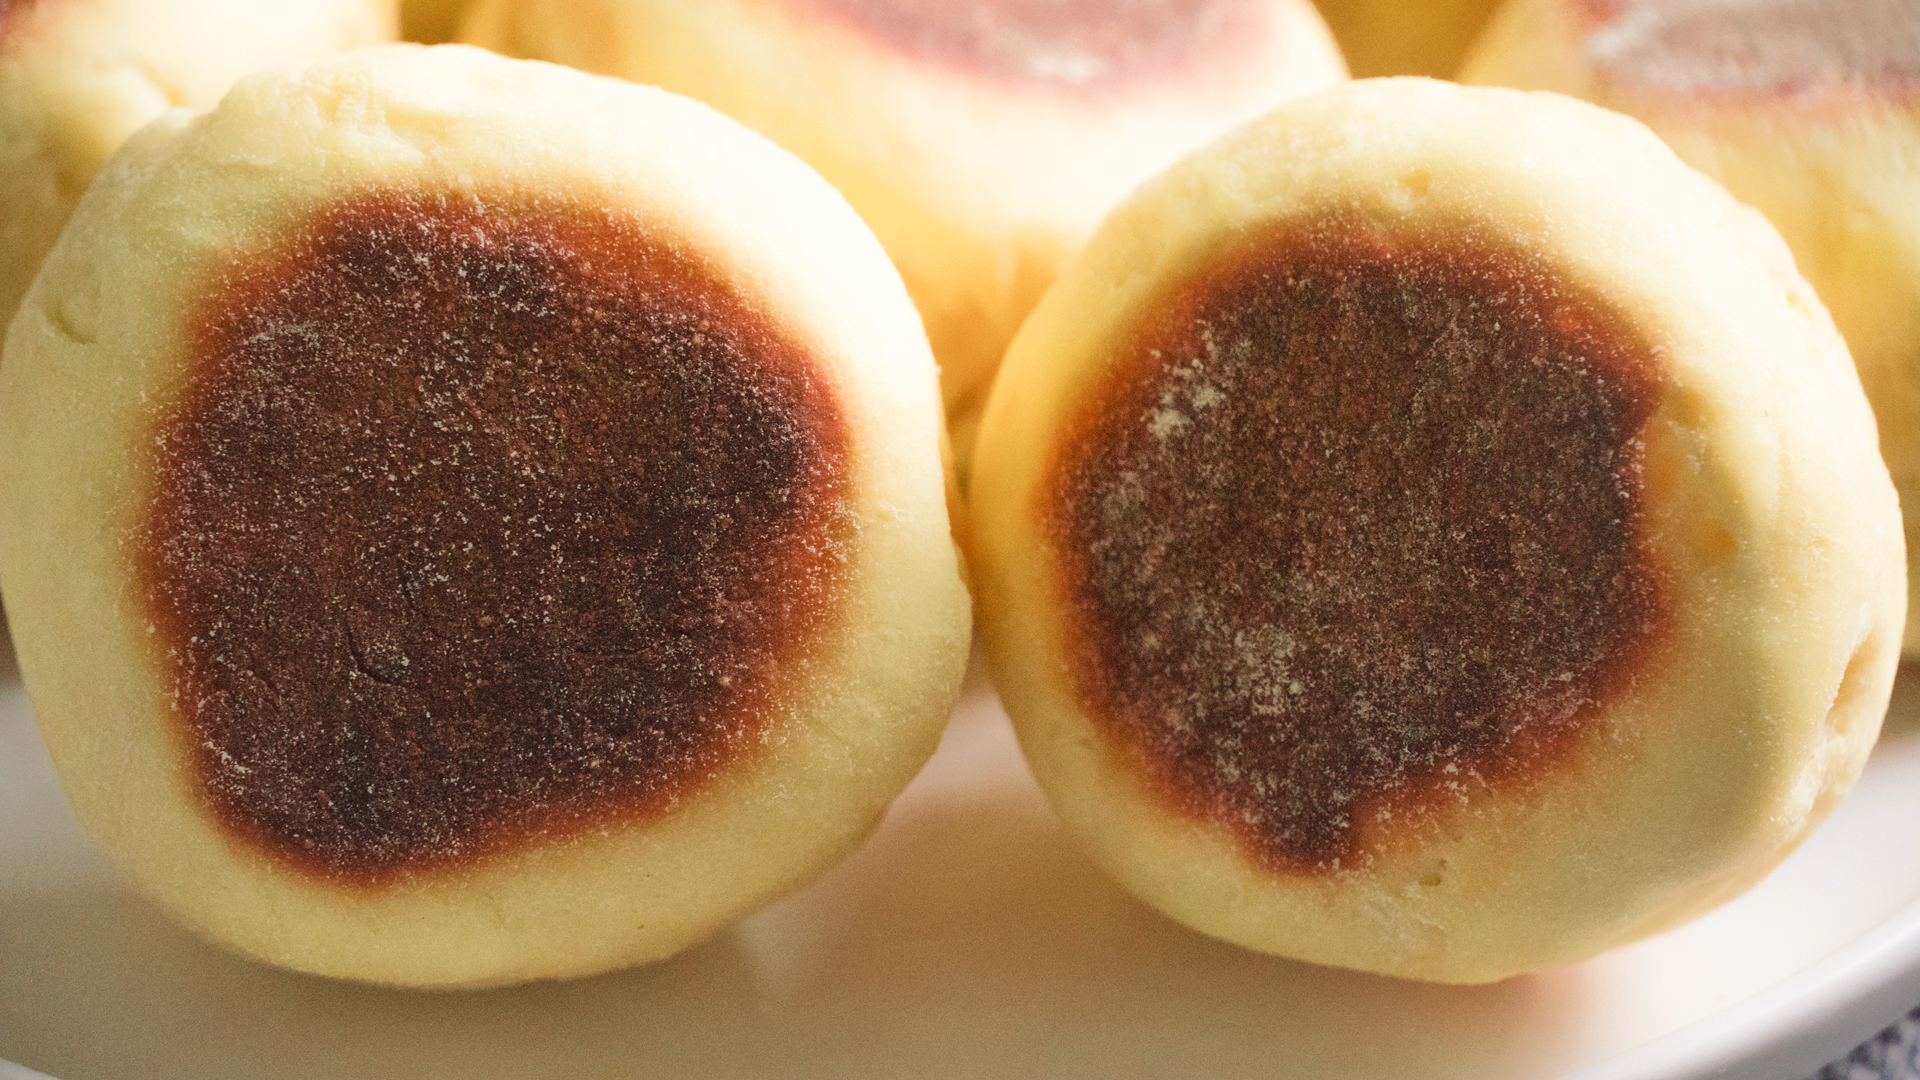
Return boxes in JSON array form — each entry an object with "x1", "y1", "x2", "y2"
[{"x1": 5, "y1": 652, "x2": 1920, "y2": 1080}]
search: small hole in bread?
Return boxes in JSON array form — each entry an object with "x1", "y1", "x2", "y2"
[
  {"x1": 1825, "y1": 627, "x2": 1882, "y2": 739},
  {"x1": 43, "y1": 278, "x2": 99, "y2": 347}
]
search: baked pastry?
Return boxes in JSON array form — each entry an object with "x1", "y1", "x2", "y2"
[
  {"x1": 0, "y1": 44, "x2": 971, "y2": 987},
  {"x1": 1313, "y1": 0, "x2": 1502, "y2": 77},
  {"x1": 0, "y1": 0, "x2": 397, "y2": 328},
  {"x1": 458, "y1": 0, "x2": 1347, "y2": 472},
  {"x1": 969, "y1": 79, "x2": 1903, "y2": 983},
  {"x1": 1460, "y1": 0, "x2": 1920, "y2": 653}
]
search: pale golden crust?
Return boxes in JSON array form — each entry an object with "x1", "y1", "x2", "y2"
[
  {"x1": 0, "y1": 44, "x2": 970, "y2": 987},
  {"x1": 1462, "y1": 0, "x2": 1920, "y2": 653},
  {"x1": 0, "y1": 0, "x2": 398, "y2": 328},
  {"x1": 457, "y1": 0, "x2": 1347, "y2": 474},
  {"x1": 969, "y1": 79, "x2": 1903, "y2": 983}
]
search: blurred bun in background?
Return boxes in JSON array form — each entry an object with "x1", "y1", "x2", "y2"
[{"x1": 461, "y1": 0, "x2": 1348, "y2": 473}]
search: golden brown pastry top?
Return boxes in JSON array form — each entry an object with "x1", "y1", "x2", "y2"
[
  {"x1": 1040, "y1": 215, "x2": 1671, "y2": 874},
  {"x1": 135, "y1": 187, "x2": 855, "y2": 886}
]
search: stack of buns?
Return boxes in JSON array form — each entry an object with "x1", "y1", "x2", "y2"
[{"x1": 0, "y1": 0, "x2": 1908, "y2": 989}]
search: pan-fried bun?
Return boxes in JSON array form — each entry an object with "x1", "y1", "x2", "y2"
[
  {"x1": 0, "y1": 44, "x2": 970, "y2": 988},
  {"x1": 970, "y1": 79, "x2": 1903, "y2": 983}
]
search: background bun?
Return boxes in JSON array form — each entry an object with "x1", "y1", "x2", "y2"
[
  {"x1": 460, "y1": 0, "x2": 1347, "y2": 472},
  {"x1": 0, "y1": 44, "x2": 970, "y2": 988},
  {"x1": 969, "y1": 79, "x2": 1904, "y2": 983}
]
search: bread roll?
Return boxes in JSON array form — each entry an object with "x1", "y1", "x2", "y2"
[
  {"x1": 459, "y1": 0, "x2": 1347, "y2": 472},
  {"x1": 1461, "y1": 0, "x2": 1920, "y2": 653},
  {"x1": 0, "y1": 0, "x2": 397, "y2": 328},
  {"x1": 969, "y1": 79, "x2": 1903, "y2": 983},
  {"x1": 0, "y1": 44, "x2": 971, "y2": 988}
]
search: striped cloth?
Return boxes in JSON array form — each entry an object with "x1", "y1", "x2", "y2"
[{"x1": 1814, "y1": 1005, "x2": 1920, "y2": 1080}]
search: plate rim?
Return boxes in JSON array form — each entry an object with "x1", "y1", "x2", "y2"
[{"x1": 1568, "y1": 893, "x2": 1920, "y2": 1079}]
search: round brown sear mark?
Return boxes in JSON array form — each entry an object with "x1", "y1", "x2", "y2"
[
  {"x1": 138, "y1": 188, "x2": 854, "y2": 885},
  {"x1": 787, "y1": 0, "x2": 1273, "y2": 93},
  {"x1": 1046, "y1": 218, "x2": 1668, "y2": 874},
  {"x1": 1578, "y1": 0, "x2": 1920, "y2": 102}
]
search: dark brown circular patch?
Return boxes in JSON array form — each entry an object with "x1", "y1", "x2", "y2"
[
  {"x1": 788, "y1": 0, "x2": 1273, "y2": 93},
  {"x1": 1046, "y1": 217, "x2": 1667, "y2": 874},
  {"x1": 1580, "y1": 0, "x2": 1920, "y2": 103},
  {"x1": 137, "y1": 188, "x2": 854, "y2": 886}
]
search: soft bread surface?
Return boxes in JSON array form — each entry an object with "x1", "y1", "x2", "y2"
[
  {"x1": 0, "y1": 44, "x2": 971, "y2": 987},
  {"x1": 0, "y1": 0, "x2": 397, "y2": 327},
  {"x1": 1461, "y1": 0, "x2": 1920, "y2": 653},
  {"x1": 458, "y1": 0, "x2": 1347, "y2": 471},
  {"x1": 969, "y1": 79, "x2": 1903, "y2": 984}
]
